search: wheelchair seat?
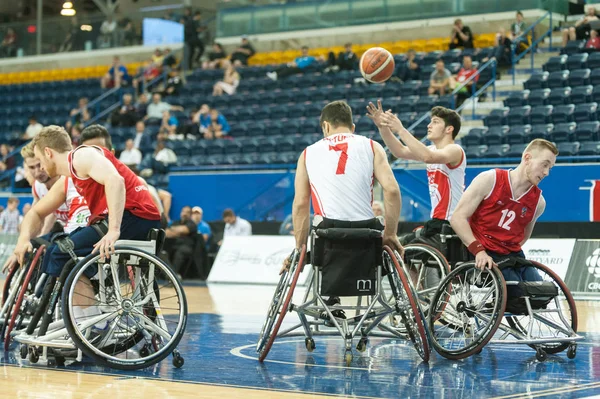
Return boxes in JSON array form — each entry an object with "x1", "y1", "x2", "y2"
[{"x1": 505, "y1": 281, "x2": 559, "y2": 315}]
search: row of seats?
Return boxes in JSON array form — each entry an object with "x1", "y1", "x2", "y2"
[
  {"x1": 465, "y1": 141, "x2": 599, "y2": 159},
  {"x1": 504, "y1": 86, "x2": 600, "y2": 107},
  {"x1": 0, "y1": 79, "x2": 99, "y2": 95},
  {"x1": 464, "y1": 122, "x2": 600, "y2": 146},
  {"x1": 524, "y1": 69, "x2": 600, "y2": 90},
  {"x1": 484, "y1": 103, "x2": 600, "y2": 127},
  {"x1": 543, "y1": 53, "x2": 600, "y2": 72}
]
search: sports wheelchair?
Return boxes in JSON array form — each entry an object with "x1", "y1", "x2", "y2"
[
  {"x1": 405, "y1": 225, "x2": 583, "y2": 362},
  {"x1": 1, "y1": 229, "x2": 188, "y2": 370},
  {"x1": 256, "y1": 217, "x2": 430, "y2": 366}
]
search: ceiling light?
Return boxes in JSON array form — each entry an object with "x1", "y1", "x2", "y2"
[
  {"x1": 63, "y1": 2, "x2": 73, "y2": 9},
  {"x1": 61, "y1": 8, "x2": 76, "y2": 16}
]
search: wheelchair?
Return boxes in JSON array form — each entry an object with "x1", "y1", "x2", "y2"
[
  {"x1": 3, "y1": 229, "x2": 188, "y2": 370},
  {"x1": 256, "y1": 217, "x2": 430, "y2": 366},
  {"x1": 425, "y1": 230, "x2": 583, "y2": 362}
]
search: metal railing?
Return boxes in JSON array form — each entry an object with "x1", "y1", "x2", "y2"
[{"x1": 511, "y1": 11, "x2": 554, "y2": 85}]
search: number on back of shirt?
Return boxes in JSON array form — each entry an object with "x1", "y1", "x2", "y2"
[{"x1": 498, "y1": 209, "x2": 515, "y2": 230}]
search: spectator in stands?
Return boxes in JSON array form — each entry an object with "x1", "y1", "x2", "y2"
[
  {"x1": 191, "y1": 206, "x2": 212, "y2": 247},
  {"x1": 562, "y1": 6, "x2": 599, "y2": 47},
  {"x1": 158, "y1": 67, "x2": 184, "y2": 97},
  {"x1": 110, "y1": 93, "x2": 137, "y2": 127},
  {"x1": 101, "y1": 56, "x2": 131, "y2": 89},
  {"x1": 490, "y1": 28, "x2": 513, "y2": 67},
  {"x1": 587, "y1": 29, "x2": 600, "y2": 50},
  {"x1": 1, "y1": 28, "x2": 17, "y2": 58},
  {"x1": 449, "y1": 19, "x2": 473, "y2": 49},
  {"x1": 191, "y1": 104, "x2": 211, "y2": 136},
  {"x1": 203, "y1": 43, "x2": 228, "y2": 69},
  {"x1": 428, "y1": 59, "x2": 452, "y2": 96},
  {"x1": 372, "y1": 200, "x2": 385, "y2": 217},
  {"x1": 154, "y1": 140, "x2": 178, "y2": 168},
  {"x1": 205, "y1": 108, "x2": 230, "y2": 139},
  {"x1": 393, "y1": 49, "x2": 421, "y2": 82},
  {"x1": 0, "y1": 197, "x2": 20, "y2": 233},
  {"x1": 133, "y1": 121, "x2": 152, "y2": 150},
  {"x1": 145, "y1": 93, "x2": 184, "y2": 125},
  {"x1": 70, "y1": 124, "x2": 82, "y2": 147},
  {"x1": 213, "y1": 61, "x2": 240, "y2": 96},
  {"x1": 184, "y1": 11, "x2": 206, "y2": 69},
  {"x1": 0, "y1": 143, "x2": 15, "y2": 172},
  {"x1": 70, "y1": 97, "x2": 91, "y2": 124},
  {"x1": 22, "y1": 116, "x2": 43, "y2": 140},
  {"x1": 164, "y1": 205, "x2": 198, "y2": 277},
  {"x1": 511, "y1": 11, "x2": 529, "y2": 52},
  {"x1": 452, "y1": 55, "x2": 479, "y2": 108},
  {"x1": 324, "y1": 43, "x2": 357, "y2": 73},
  {"x1": 266, "y1": 46, "x2": 323, "y2": 80},
  {"x1": 161, "y1": 110, "x2": 180, "y2": 139},
  {"x1": 119, "y1": 18, "x2": 137, "y2": 46},
  {"x1": 135, "y1": 93, "x2": 150, "y2": 119},
  {"x1": 152, "y1": 48, "x2": 165, "y2": 66},
  {"x1": 132, "y1": 58, "x2": 162, "y2": 96},
  {"x1": 119, "y1": 138, "x2": 143, "y2": 172},
  {"x1": 162, "y1": 48, "x2": 177, "y2": 68},
  {"x1": 230, "y1": 35, "x2": 256, "y2": 67},
  {"x1": 219, "y1": 208, "x2": 252, "y2": 245},
  {"x1": 98, "y1": 16, "x2": 117, "y2": 48}
]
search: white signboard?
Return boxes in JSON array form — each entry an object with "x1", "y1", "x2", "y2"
[
  {"x1": 522, "y1": 238, "x2": 576, "y2": 281},
  {"x1": 208, "y1": 235, "x2": 312, "y2": 285}
]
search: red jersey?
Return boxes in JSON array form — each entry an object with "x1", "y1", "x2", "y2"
[
  {"x1": 469, "y1": 169, "x2": 541, "y2": 255},
  {"x1": 68, "y1": 146, "x2": 161, "y2": 223}
]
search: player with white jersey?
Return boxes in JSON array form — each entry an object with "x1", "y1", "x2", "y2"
[
  {"x1": 368, "y1": 102, "x2": 465, "y2": 247},
  {"x1": 284, "y1": 100, "x2": 403, "y2": 269}
]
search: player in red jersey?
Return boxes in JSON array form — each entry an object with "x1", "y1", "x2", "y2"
[{"x1": 450, "y1": 139, "x2": 558, "y2": 281}]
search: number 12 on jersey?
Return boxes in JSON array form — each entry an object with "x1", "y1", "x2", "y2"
[
  {"x1": 329, "y1": 143, "x2": 348, "y2": 175},
  {"x1": 498, "y1": 209, "x2": 515, "y2": 230}
]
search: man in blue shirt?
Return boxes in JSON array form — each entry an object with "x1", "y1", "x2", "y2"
[
  {"x1": 101, "y1": 56, "x2": 132, "y2": 89},
  {"x1": 191, "y1": 206, "x2": 212, "y2": 246},
  {"x1": 266, "y1": 46, "x2": 322, "y2": 80},
  {"x1": 205, "y1": 108, "x2": 230, "y2": 139}
]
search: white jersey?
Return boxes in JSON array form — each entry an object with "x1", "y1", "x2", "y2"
[
  {"x1": 426, "y1": 144, "x2": 466, "y2": 220},
  {"x1": 33, "y1": 178, "x2": 90, "y2": 234},
  {"x1": 33, "y1": 180, "x2": 69, "y2": 226},
  {"x1": 304, "y1": 133, "x2": 375, "y2": 221}
]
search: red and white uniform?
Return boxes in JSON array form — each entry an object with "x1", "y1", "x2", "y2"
[
  {"x1": 33, "y1": 178, "x2": 89, "y2": 233},
  {"x1": 426, "y1": 144, "x2": 466, "y2": 220},
  {"x1": 304, "y1": 133, "x2": 374, "y2": 221},
  {"x1": 469, "y1": 169, "x2": 542, "y2": 255},
  {"x1": 33, "y1": 180, "x2": 68, "y2": 225},
  {"x1": 68, "y1": 145, "x2": 161, "y2": 222}
]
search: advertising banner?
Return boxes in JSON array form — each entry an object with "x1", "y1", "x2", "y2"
[
  {"x1": 564, "y1": 239, "x2": 600, "y2": 295},
  {"x1": 521, "y1": 238, "x2": 576, "y2": 281}
]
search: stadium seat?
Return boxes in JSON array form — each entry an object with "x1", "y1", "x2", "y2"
[
  {"x1": 561, "y1": 40, "x2": 585, "y2": 55},
  {"x1": 567, "y1": 53, "x2": 588, "y2": 70},
  {"x1": 530, "y1": 105, "x2": 553, "y2": 124},
  {"x1": 549, "y1": 87, "x2": 572, "y2": 106},
  {"x1": 527, "y1": 124, "x2": 554, "y2": 141},
  {"x1": 507, "y1": 106, "x2": 531, "y2": 126},
  {"x1": 506, "y1": 143, "x2": 528, "y2": 158},
  {"x1": 557, "y1": 142, "x2": 579, "y2": 156},
  {"x1": 588, "y1": 52, "x2": 600, "y2": 69},
  {"x1": 505, "y1": 124, "x2": 531, "y2": 144},
  {"x1": 485, "y1": 144, "x2": 510, "y2": 158},
  {"x1": 484, "y1": 107, "x2": 509, "y2": 126},
  {"x1": 484, "y1": 125, "x2": 510, "y2": 145},
  {"x1": 543, "y1": 55, "x2": 567, "y2": 72},
  {"x1": 403, "y1": 81, "x2": 422, "y2": 95},
  {"x1": 569, "y1": 69, "x2": 591, "y2": 87},
  {"x1": 527, "y1": 89, "x2": 551, "y2": 106},
  {"x1": 415, "y1": 96, "x2": 437, "y2": 113},
  {"x1": 571, "y1": 85, "x2": 593, "y2": 104},
  {"x1": 547, "y1": 70, "x2": 570, "y2": 89},
  {"x1": 591, "y1": 69, "x2": 600, "y2": 86},
  {"x1": 524, "y1": 71, "x2": 549, "y2": 90},
  {"x1": 504, "y1": 90, "x2": 530, "y2": 108},
  {"x1": 574, "y1": 121, "x2": 600, "y2": 142},
  {"x1": 465, "y1": 145, "x2": 488, "y2": 159},
  {"x1": 551, "y1": 104, "x2": 575, "y2": 123},
  {"x1": 578, "y1": 141, "x2": 600, "y2": 156},
  {"x1": 257, "y1": 137, "x2": 277, "y2": 153},
  {"x1": 551, "y1": 122, "x2": 577, "y2": 142},
  {"x1": 573, "y1": 102, "x2": 598, "y2": 122}
]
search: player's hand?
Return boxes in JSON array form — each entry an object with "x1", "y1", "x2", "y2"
[
  {"x1": 366, "y1": 100, "x2": 392, "y2": 128},
  {"x1": 383, "y1": 234, "x2": 405, "y2": 258},
  {"x1": 474, "y1": 251, "x2": 496, "y2": 270},
  {"x1": 279, "y1": 249, "x2": 296, "y2": 275},
  {"x1": 380, "y1": 111, "x2": 405, "y2": 134},
  {"x1": 2, "y1": 253, "x2": 19, "y2": 274},
  {"x1": 12, "y1": 240, "x2": 33, "y2": 268},
  {"x1": 93, "y1": 230, "x2": 120, "y2": 261}
]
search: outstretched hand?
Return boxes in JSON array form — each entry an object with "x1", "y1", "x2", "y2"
[
  {"x1": 379, "y1": 111, "x2": 405, "y2": 133},
  {"x1": 366, "y1": 100, "x2": 392, "y2": 128}
]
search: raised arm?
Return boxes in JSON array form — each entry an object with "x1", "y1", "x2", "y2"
[{"x1": 367, "y1": 101, "x2": 419, "y2": 161}]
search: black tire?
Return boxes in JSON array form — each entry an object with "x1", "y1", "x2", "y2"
[{"x1": 61, "y1": 247, "x2": 187, "y2": 370}]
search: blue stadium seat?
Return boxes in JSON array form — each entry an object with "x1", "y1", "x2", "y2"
[
  {"x1": 574, "y1": 121, "x2": 600, "y2": 142},
  {"x1": 574, "y1": 102, "x2": 598, "y2": 122},
  {"x1": 381, "y1": 84, "x2": 401, "y2": 98},
  {"x1": 462, "y1": 127, "x2": 487, "y2": 147},
  {"x1": 530, "y1": 105, "x2": 553, "y2": 124},
  {"x1": 524, "y1": 72, "x2": 549, "y2": 90},
  {"x1": 485, "y1": 144, "x2": 510, "y2": 158},
  {"x1": 567, "y1": 53, "x2": 589, "y2": 70},
  {"x1": 275, "y1": 151, "x2": 299, "y2": 164},
  {"x1": 551, "y1": 122, "x2": 577, "y2": 142},
  {"x1": 569, "y1": 69, "x2": 591, "y2": 87},
  {"x1": 436, "y1": 95, "x2": 454, "y2": 108},
  {"x1": 398, "y1": 112, "x2": 417, "y2": 125},
  {"x1": 527, "y1": 89, "x2": 551, "y2": 106},
  {"x1": 505, "y1": 124, "x2": 531, "y2": 144},
  {"x1": 547, "y1": 70, "x2": 570, "y2": 89},
  {"x1": 253, "y1": 105, "x2": 272, "y2": 121},
  {"x1": 223, "y1": 140, "x2": 243, "y2": 154},
  {"x1": 422, "y1": 51, "x2": 443, "y2": 65},
  {"x1": 301, "y1": 118, "x2": 320, "y2": 134},
  {"x1": 484, "y1": 107, "x2": 509, "y2": 126},
  {"x1": 305, "y1": 103, "x2": 323, "y2": 118},
  {"x1": 588, "y1": 52, "x2": 600, "y2": 69},
  {"x1": 507, "y1": 106, "x2": 531, "y2": 126},
  {"x1": 557, "y1": 142, "x2": 579, "y2": 156},
  {"x1": 549, "y1": 87, "x2": 571, "y2": 106},
  {"x1": 465, "y1": 145, "x2": 487, "y2": 159},
  {"x1": 403, "y1": 81, "x2": 422, "y2": 95},
  {"x1": 398, "y1": 97, "x2": 417, "y2": 112},
  {"x1": 571, "y1": 85, "x2": 593, "y2": 104},
  {"x1": 484, "y1": 125, "x2": 509, "y2": 145},
  {"x1": 415, "y1": 96, "x2": 437, "y2": 113},
  {"x1": 578, "y1": 141, "x2": 600, "y2": 156},
  {"x1": 205, "y1": 140, "x2": 227, "y2": 155},
  {"x1": 257, "y1": 136, "x2": 277, "y2": 153},
  {"x1": 543, "y1": 55, "x2": 567, "y2": 72},
  {"x1": 238, "y1": 137, "x2": 260, "y2": 154},
  {"x1": 591, "y1": 69, "x2": 600, "y2": 86},
  {"x1": 561, "y1": 40, "x2": 585, "y2": 55},
  {"x1": 278, "y1": 136, "x2": 296, "y2": 152},
  {"x1": 292, "y1": 89, "x2": 311, "y2": 104},
  {"x1": 551, "y1": 104, "x2": 575, "y2": 123},
  {"x1": 505, "y1": 143, "x2": 528, "y2": 158},
  {"x1": 441, "y1": 49, "x2": 462, "y2": 64},
  {"x1": 504, "y1": 90, "x2": 530, "y2": 107},
  {"x1": 527, "y1": 124, "x2": 554, "y2": 141}
]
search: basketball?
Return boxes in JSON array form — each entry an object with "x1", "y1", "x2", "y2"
[{"x1": 359, "y1": 47, "x2": 395, "y2": 83}]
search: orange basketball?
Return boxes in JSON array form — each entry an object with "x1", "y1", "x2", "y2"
[{"x1": 359, "y1": 47, "x2": 395, "y2": 84}]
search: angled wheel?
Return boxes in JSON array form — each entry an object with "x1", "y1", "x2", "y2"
[
  {"x1": 257, "y1": 245, "x2": 305, "y2": 362},
  {"x1": 383, "y1": 246, "x2": 430, "y2": 363},
  {"x1": 428, "y1": 262, "x2": 506, "y2": 360}
]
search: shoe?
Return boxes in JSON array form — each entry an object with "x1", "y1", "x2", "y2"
[{"x1": 325, "y1": 296, "x2": 340, "y2": 306}]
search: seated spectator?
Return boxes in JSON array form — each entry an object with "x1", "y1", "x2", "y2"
[
  {"x1": 213, "y1": 61, "x2": 240, "y2": 96},
  {"x1": 191, "y1": 206, "x2": 212, "y2": 246},
  {"x1": 119, "y1": 139, "x2": 143, "y2": 172},
  {"x1": 162, "y1": 47, "x2": 177, "y2": 68},
  {"x1": 449, "y1": 19, "x2": 473, "y2": 49},
  {"x1": 161, "y1": 110, "x2": 179, "y2": 139},
  {"x1": 394, "y1": 49, "x2": 420, "y2": 82},
  {"x1": 101, "y1": 56, "x2": 131, "y2": 88},
  {"x1": 70, "y1": 97, "x2": 91, "y2": 124},
  {"x1": 491, "y1": 28, "x2": 513, "y2": 67},
  {"x1": 230, "y1": 35, "x2": 256, "y2": 67},
  {"x1": 562, "y1": 6, "x2": 599, "y2": 47},
  {"x1": 70, "y1": 124, "x2": 82, "y2": 147},
  {"x1": 22, "y1": 116, "x2": 43, "y2": 140},
  {"x1": 152, "y1": 48, "x2": 164, "y2": 66},
  {"x1": 1, "y1": 28, "x2": 17, "y2": 57},
  {"x1": 205, "y1": 108, "x2": 230, "y2": 139},
  {"x1": 191, "y1": 104, "x2": 211, "y2": 136},
  {"x1": 219, "y1": 208, "x2": 252, "y2": 245},
  {"x1": 266, "y1": 46, "x2": 323, "y2": 80},
  {"x1": 154, "y1": 140, "x2": 178, "y2": 167},
  {"x1": 428, "y1": 59, "x2": 452, "y2": 95},
  {"x1": 132, "y1": 58, "x2": 162, "y2": 95},
  {"x1": 164, "y1": 206, "x2": 198, "y2": 277},
  {"x1": 135, "y1": 93, "x2": 150, "y2": 119},
  {"x1": 110, "y1": 93, "x2": 138, "y2": 127},
  {"x1": 372, "y1": 201, "x2": 385, "y2": 218},
  {"x1": 158, "y1": 67, "x2": 184, "y2": 97},
  {"x1": 202, "y1": 43, "x2": 228, "y2": 69},
  {"x1": 0, "y1": 197, "x2": 20, "y2": 233},
  {"x1": 511, "y1": 11, "x2": 529, "y2": 52},
  {"x1": 324, "y1": 43, "x2": 357, "y2": 73},
  {"x1": 144, "y1": 93, "x2": 183, "y2": 125},
  {"x1": 0, "y1": 143, "x2": 15, "y2": 172},
  {"x1": 133, "y1": 120, "x2": 152, "y2": 150},
  {"x1": 452, "y1": 55, "x2": 479, "y2": 108},
  {"x1": 587, "y1": 29, "x2": 600, "y2": 50},
  {"x1": 98, "y1": 17, "x2": 117, "y2": 48}
]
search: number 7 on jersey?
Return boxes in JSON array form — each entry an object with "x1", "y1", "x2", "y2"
[{"x1": 329, "y1": 143, "x2": 348, "y2": 175}]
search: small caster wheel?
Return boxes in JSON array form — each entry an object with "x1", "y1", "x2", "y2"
[
  {"x1": 356, "y1": 338, "x2": 368, "y2": 353},
  {"x1": 536, "y1": 347, "x2": 547, "y2": 362},
  {"x1": 47, "y1": 358, "x2": 56, "y2": 367},
  {"x1": 19, "y1": 345, "x2": 27, "y2": 360},
  {"x1": 305, "y1": 338, "x2": 316, "y2": 352},
  {"x1": 140, "y1": 345, "x2": 151, "y2": 358},
  {"x1": 567, "y1": 344, "x2": 577, "y2": 359},
  {"x1": 344, "y1": 351, "x2": 353, "y2": 367},
  {"x1": 29, "y1": 350, "x2": 39, "y2": 364},
  {"x1": 172, "y1": 353, "x2": 184, "y2": 368}
]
